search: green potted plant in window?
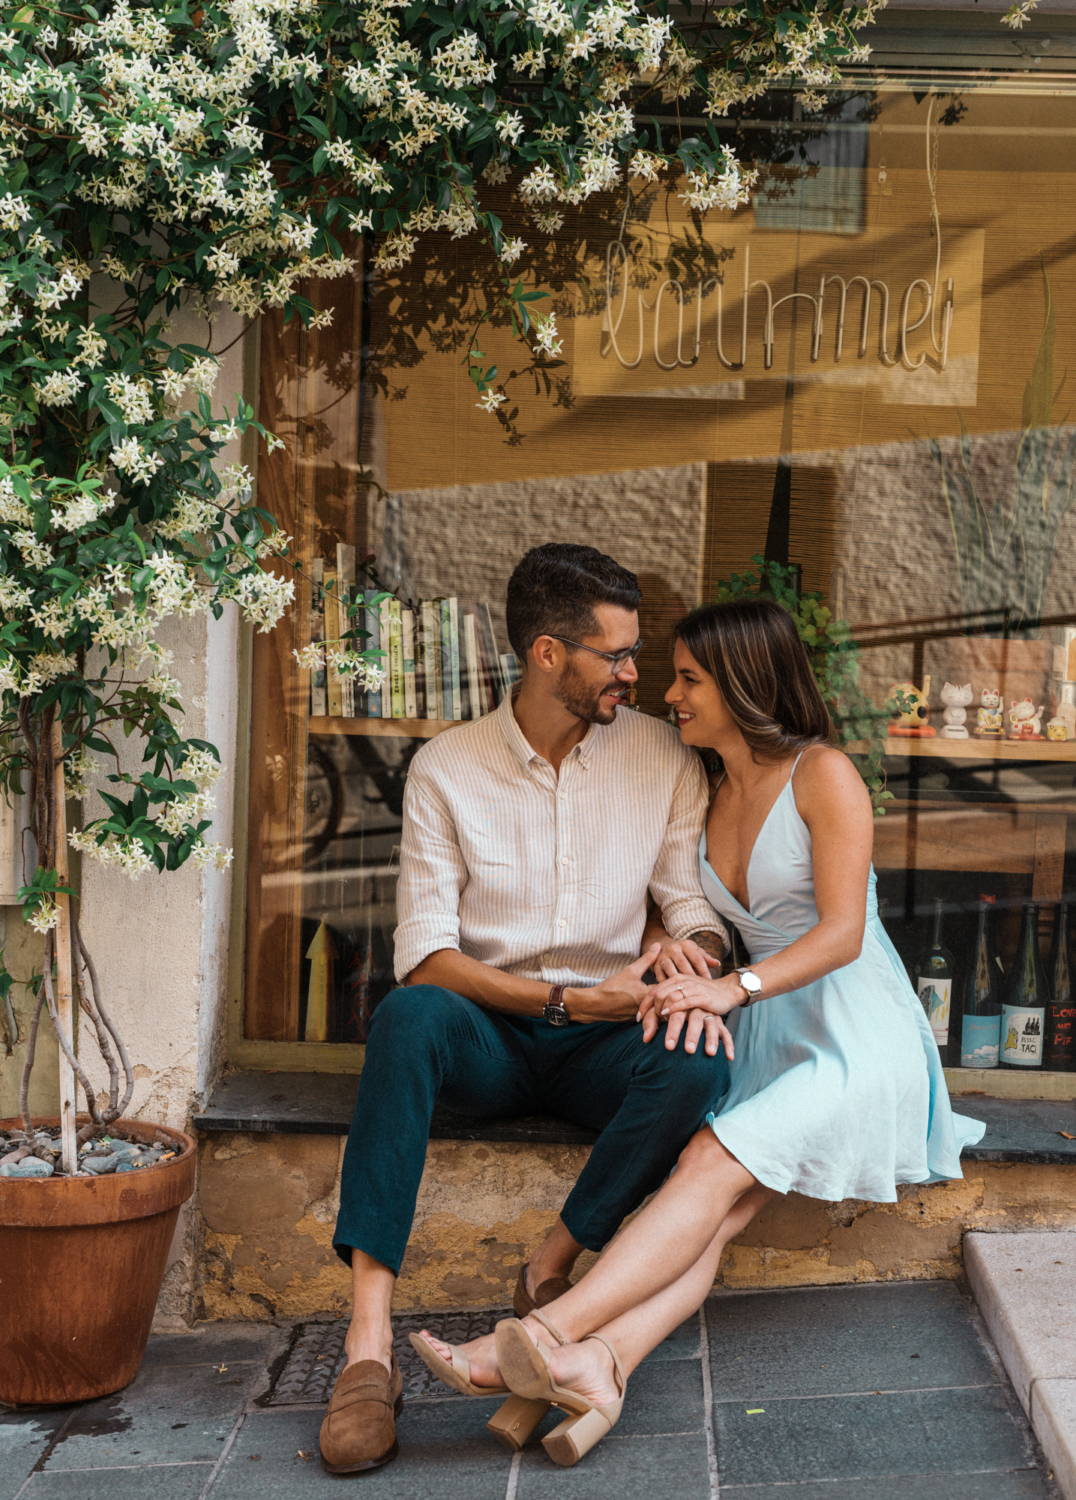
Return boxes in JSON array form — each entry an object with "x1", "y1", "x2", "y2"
[{"x1": 713, "y1": 557, "x2": 899, "y2": 814}]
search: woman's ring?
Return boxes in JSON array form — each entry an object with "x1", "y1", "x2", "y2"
[{"x1": 677, "y1": 984, "x2": 685, "y2": 998}]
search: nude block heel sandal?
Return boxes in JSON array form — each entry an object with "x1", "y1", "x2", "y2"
[
  {"x1": 541, "y1": 1334, "x2": 624, "y2": 1467},
  {"x1": 494, "y1": 1312, "x2": 626, "y2": 1467},
  {"x1": 407, "y1": 1332, "x2": 549, "y2": 1452},
  {"x1": 485, "y1": 1392, "x2": 551, "y2": 1451}
]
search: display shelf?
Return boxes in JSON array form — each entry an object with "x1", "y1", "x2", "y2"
[
  {"x1": 308, "y1": 715, "x2": 463, "y2": 738},
  {"x1": 883, "y1": 736, "x2": 1076, "y2": 762}
]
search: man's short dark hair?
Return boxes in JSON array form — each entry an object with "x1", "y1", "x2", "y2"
[{"x1": 505, "y1": 543, "x2": 642, "y2": 660}]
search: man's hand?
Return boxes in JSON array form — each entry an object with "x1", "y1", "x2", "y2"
[
  {"x1": 566, "y1": 944, "x2": 662, "y2": 1024},
  {"x1": 651, "y1": 931, "x2": 724, "y2": 984}
]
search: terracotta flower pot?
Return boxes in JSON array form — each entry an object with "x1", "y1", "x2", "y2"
[{"x1": 0, "y1": 1115, "x2": 196, "y2": 1405}]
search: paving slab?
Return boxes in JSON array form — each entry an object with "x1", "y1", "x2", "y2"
[
  {"x1": 719, "y1": 1471, "x2": 1047, "y2": 1500},
  {"x1": 707, "y1": 1281, "x2": 997, "y2": 1401},
  {"x1": 0, "y1": 1411, "x2": 67, "y2": 1500},
  {"x1": 713, "y1": 1385, "x2": 1033, "y2": 1487},
  {"x1": 42, "y1": 1363, "x2": 254, "y2": 1470},
  {"x1": 217, "y1": 1400, "x2": 512, "y2": 1499},
  {"x1": 966, "y1": 1231, "x2": 1076, "y2": 1412},
  {"x1": 1032, "y1": 1381, "x2": 1076, "y2": 1500},
  {"x1": 22, "y1": 1462, "x2": 213, "y2": 1500},
  {"x1": 141, "y1": 1325, "x2": 286, "y2": 1371},
  {"x1": 514, "y1": 1432, "x2": 712, "y2": 1499},
  {"x1": 600, "y1": 1356, "x2": 704, "y2": 1438}
]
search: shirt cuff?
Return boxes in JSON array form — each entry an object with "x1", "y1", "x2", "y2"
[
  {"x1": 664, "y1": 902, "x2": 731, "y2": 954},
  {"x1": 392, "y1": 918, "x2": 461, "y2": 983}
]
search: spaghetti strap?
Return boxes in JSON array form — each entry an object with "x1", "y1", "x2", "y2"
[{"x1": 788, "y1": 750, "x2": 806, "y2": 783}]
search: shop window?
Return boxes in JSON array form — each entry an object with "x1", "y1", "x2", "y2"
[{"x1": 241, "y1": 80, "x2": 1076, "y2": 1080}]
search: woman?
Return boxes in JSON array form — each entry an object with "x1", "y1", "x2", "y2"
[{"x1": 411, "y1": 598, "x2": 985, "y2": 1466}]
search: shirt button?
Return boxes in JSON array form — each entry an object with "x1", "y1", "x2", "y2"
[
  {"x1": 560, "y1": 857, "x2": 570, "y2": 866},
  {"x1": 557, "y1": 919, "x2": 567, "y2": 928}
]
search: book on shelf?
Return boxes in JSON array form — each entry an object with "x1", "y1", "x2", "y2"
[
  {"x1": 421, "y1": 600, "x2": 441, "y2": 720},
  {"x1": 463, "y1": 613, "x2": 482, "y2": 721},
  {"x1": 475, "y1": 602, "x2": 502, "y2": 708},
  {"x1": 389, "y1": 599, "x2": 405, "y2": 719},
  {"x1": 324, "y1": 567, "x2": 343, "y2": 717},
  {"x1": 337, "y1": 544, "x2": 356, "y2": 718},
  {"x1": 500, "y1": 652, "x2": 521, "y2": 694},
  {"x1": 309, "y1": 557, "x2": 327, "y2": 717},
  {"x1": 438, "y1": 599, "x2": 454, "y2": 720},
  {"x1": 364, "y1": 589, "x2": 382, "y2": 719},
  {"x1": 379, "y1": 598, "x2": 392, "y2": 718},
  {"x1": 402, "y1": 607, "x2": 418, "y2": 719},
  {"x1": 307, "y1": 583, "x2": 520, "y2": 726},
  {"x1": 448, "y1": 596, "x2": 462, "y2": 721}
]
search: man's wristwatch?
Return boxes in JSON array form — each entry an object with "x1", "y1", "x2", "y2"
[
  {"x1": 735, "y1": 968, "x2": 763, "y2": 1005},
  {"x1": 543, "y1": 984, "x2": 571, "y2": 1027}
]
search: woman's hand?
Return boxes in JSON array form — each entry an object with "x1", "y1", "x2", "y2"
[{"x1": 638, "y1": 971, "x2": 741, "y2": 1059}]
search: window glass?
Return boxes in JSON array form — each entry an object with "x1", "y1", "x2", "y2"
[{"x1": 244, "y1": 80, "x2": 1076, "y2": 1075}]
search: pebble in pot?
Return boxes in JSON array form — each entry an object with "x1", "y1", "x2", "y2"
[
  {"x1": 83, "y1": 1153, "x2": 118, "y2": 1175},
  {"x1": 0, "y1": 1157, "x2": 54, "y2": 1177}
]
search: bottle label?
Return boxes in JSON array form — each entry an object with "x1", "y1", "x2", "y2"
[
  {"x1": 1001, "y1": 1005, "x2": 1045, "y2": 1066},
  {"x1": 961, "y1": 1013, "x2": 1001, "y2": 1068},
  {"x1": 918, "y1": 977, "x2": 951, "y2": 1047},
  {"x1": 1047, "y1": 1005, "x2": 1076, "y2": 1069}
]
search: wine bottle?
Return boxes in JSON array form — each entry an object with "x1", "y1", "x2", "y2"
[
  {"x1": 1000, "y1": 901, "x2": 1049, "y2": 1070},
  {"x1": 1046, "y1": 901, "x2": 1076, "y2": 1072},
  {"x1": 915, "y1": 898, "x2": 955, "y2": 1064},
  {"x1": 961, "y1": 897, "x2": 1001, "y2": 1069}
]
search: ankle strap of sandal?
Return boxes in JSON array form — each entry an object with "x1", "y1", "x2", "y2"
[
  {"x1": 530, "y1": 1308, "x2": 570, "y2": 1347},
  {"x1": 583, "y1": 1333, "x2": 625, "y2": 1394}
]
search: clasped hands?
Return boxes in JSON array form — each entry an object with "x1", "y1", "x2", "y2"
[{"x1": 569, "y1": 937, "x2": 743, "y2": 1059}]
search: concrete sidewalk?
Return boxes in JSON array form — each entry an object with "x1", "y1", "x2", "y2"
[{"x1": 1, "y1": 1281, "x2": 1056, "y2": 1499}]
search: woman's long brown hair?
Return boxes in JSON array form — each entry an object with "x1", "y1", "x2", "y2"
[{"x1": 676, "y1": 599, "x2": 837, "y2": 763}]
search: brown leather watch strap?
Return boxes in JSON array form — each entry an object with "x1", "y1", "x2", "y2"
[{"x1": 548, "y1": 984, "x2": 567, "y2": 1012}]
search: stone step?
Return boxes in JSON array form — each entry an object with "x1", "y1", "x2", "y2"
[{"x1": 966, "y1": 1229, "x2": 1076, "y2": 1499}]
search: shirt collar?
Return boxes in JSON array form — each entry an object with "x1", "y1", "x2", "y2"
[{"x1": 496, "y1": 684, "x2": 603, "y2": 771}]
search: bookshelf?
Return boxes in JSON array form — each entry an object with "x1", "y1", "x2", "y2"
[
  {"x1": 883, "y1": 737, "x2": 1076, "y2": 763},
  {"x1": 844, "y1": 738, "x2": 1076, "y2": 763},
  {"x1": 308, "y1": 716, "x2": 461, "y2": 739}
]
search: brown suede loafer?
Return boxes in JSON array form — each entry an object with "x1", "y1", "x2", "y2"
[
  {"x1": 512, "y1": 1263, "x2": 573, "y2": 1318},
  {"x1": 319, "y1": 1352, "x2": 404, "y2": 1473}
]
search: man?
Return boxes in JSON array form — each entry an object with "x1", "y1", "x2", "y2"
[{"x1": 320, "y1": 542, "x2": 730, "y2": 1473}]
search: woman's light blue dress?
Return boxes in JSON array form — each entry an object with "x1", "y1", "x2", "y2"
[{"x1": 700, "y1": 760, "x2": 985, "y2": 1202}]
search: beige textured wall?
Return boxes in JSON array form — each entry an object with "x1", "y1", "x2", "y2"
[{"x1": 194, "y1": 1132, "x2": 1076, "y2": 1321}]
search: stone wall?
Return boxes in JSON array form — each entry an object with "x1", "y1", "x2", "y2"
[{"x1": 195, "y1": 1132, "x2": 1076, "y2": 1321}]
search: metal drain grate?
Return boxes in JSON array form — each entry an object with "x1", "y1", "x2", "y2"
[{"x1": 267, "y1": 1310, "x2": 507, "y2": 1405}]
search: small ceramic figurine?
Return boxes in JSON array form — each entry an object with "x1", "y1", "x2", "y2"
[
  {"x1": 888, "y1": 675, "x2": 935, "y2": 737},
  {"x1": 940, "y1": 681, "x2": 973, "y2": 738},
  {"x1": 1008, "y1": 697, "x2": 1045, "y2": 740},
  {"x1": 1047, "y1": 717, "x2": 1068, "y2": 742},
  {"x1": 974, "y1": 686, "x2": 1004, "y2": 738}
]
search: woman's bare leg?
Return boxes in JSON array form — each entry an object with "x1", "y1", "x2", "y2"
[
  {"x1": 418, "y1": 1133, "x2": 768, "y2": 1389},
  {"x1": 545, "y1": 1184, "x2": 775, "y2": 1405}
]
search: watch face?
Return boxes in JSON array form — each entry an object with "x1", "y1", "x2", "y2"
[
  {"x1": 740, "y1": 971, "x2": 762, "y2": 995},
  {"x1": 544, "y1": 1004, "x2": 570, "y2": 1027}
]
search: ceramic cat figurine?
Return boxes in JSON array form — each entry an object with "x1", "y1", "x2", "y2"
[
  {"x1": 940, "y1": 681, "x2": 973, "y2": 738},
  {"x1": 974, "y1": 686, "x2": 1003, "y2": 738},
  {"x1": 1008, "y1": 697, "x2": 1044, "y2": 739}
]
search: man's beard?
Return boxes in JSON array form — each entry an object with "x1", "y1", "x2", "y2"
[{"x1": 554, "y1": 658, "x2": 622, "y2": 725}]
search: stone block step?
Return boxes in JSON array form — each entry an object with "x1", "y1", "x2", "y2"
[{"x1": 966, "y1": 1229, "x2": 1076, "y2": 1499}]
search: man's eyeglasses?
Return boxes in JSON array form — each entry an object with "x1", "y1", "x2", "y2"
[{"x1": 547, "y1": 636, "x2": 644, "y2": 674}]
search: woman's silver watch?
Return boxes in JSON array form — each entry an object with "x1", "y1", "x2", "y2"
[{"x1": 735, "y1": 968, "x2": 763, "y2": 1005}]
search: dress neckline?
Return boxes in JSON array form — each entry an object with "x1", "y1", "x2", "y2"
[{"x1": 703, "y1": 752, "x2": 805, "y2": 919}]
